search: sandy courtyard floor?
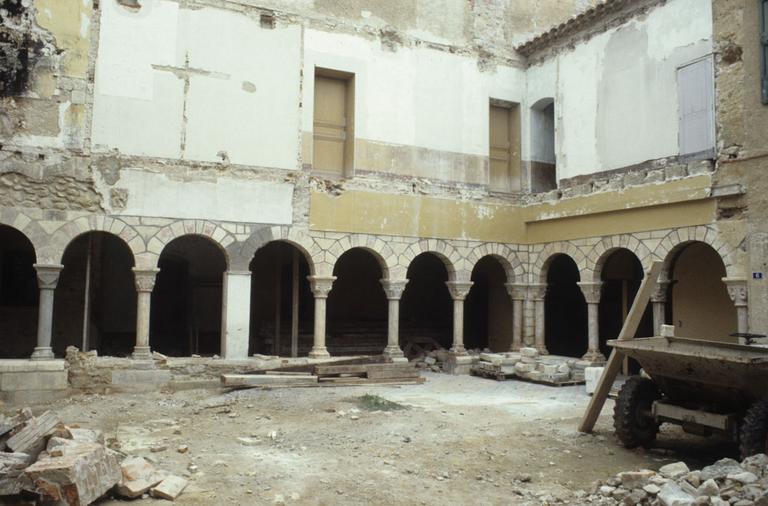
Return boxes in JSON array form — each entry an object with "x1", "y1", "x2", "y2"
[{"x1": 4, "y1": 372, "x2": 738, "y2": 505}]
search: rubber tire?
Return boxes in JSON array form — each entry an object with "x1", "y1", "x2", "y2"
[
  {"x1": 614, "y1": 376, "x2": 661, "y2": 448},
  {"x1": 740, "y1": 399, "x2": 768, "y2": 459}
]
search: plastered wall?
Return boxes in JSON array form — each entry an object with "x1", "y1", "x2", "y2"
[{"x1": 524, "y1": 0, "x2": 714, "y2": 182}]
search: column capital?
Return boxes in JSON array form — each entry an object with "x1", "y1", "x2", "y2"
[
  {"x1": 133, "y1": 267, "x2": 160, "y2": 293},
  {"x1": 723, "y1": 277, "x2": 748, "y2": 307},
  {"x1": 504, "y1": 282, "x2": 528, "y2": 301},
  {"x1": 307, "y1": 275, "x2": 336, "y2": 298},
  {"x1": 577, "y1": 281, "x2": 603, "y2": 304},
  {"x1": 445, "y1": 280, "x2": 473, "y2": 300},
  {"x1": 33, "y1": 264, "x2": 63, "y2": 290},
  {"x1": 528, "y1": 283, "x2": 547, "y2": 301},
  {"x1": 650, "y1": 279, "x2": 670, "y2": 303},
  {"x1": 380, "y1": 279, "x2": 408, "y2": 300}
]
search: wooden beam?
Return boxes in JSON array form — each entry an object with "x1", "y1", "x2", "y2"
[{"x1": 578, "y1": 260, "x2": 663, "y2": 433}]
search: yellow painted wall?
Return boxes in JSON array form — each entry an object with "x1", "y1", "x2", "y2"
[
  {"x1": 310, "y1": 175, "x2": 717, "y2": 244},
  {"x1": 35, "y1": 0, "x2": 93, "y2": 79}
]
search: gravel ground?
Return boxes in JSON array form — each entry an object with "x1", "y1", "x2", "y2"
[{"x1": 4, "y1": 372, "x2": 739, "y2": 505}]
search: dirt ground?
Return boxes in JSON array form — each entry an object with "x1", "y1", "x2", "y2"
[{"x1": 4, "y1": 372, "x2": 738, "y2": 505}]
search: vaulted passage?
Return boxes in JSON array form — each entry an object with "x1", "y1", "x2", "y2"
[
  {"x1": 598, "y1": 249, "x2": 653, "y2": 357},
  {"x1": 0, "y1": 225, "x2": 38, "y2": 358},
  {"x1": 54, "y1": 232, "x2": 136, "y2": 357},
  {"x1": 152, "y1": 235, "x2": 226, "y2": 356},
  {"x1": 400, "y1": 253, "x2": 453, "y2": 354},
  {"x1": 667, "y1": 242, "x2": 737, "y2": 342},
  {"x1": 464, "y1": 256, "x2": 513, "y2": 352},
  {"x1": 249, "y1": 241, "x2": 313, "y2": 357},
  {"x1": 545, "y1": 254, "x2": 587, "y2": 357},
  {"x1": 327, "y1": 248, "x2": 387, "y2": 355}
]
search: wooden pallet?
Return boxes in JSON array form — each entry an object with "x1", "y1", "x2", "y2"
[{"x1": 470, "y1": 367, "x2": 514, "y2": 381}]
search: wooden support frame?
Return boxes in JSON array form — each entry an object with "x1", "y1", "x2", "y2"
[{"x1": 578, "y1": 260, "x2": 663, "y2": 433}]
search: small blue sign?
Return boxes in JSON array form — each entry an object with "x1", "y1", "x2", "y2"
[{"x1": 754, "y1": 272, "x2": 764, "y2": 280}]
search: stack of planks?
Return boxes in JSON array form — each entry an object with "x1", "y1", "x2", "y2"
[{"x1": 221, "y1": 359, "x2": 423, "y2": 389}]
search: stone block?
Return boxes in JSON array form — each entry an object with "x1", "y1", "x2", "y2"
[
  {"x1": 150, "y1": 475, "x2": 188, "y2": 501},
  {"x1": 520, "y1": 347, "x2": 539, "y2": 358},
  {"x1": 514, "y1": 362, "x2": 535, "y2": 374},
  {"x1": 584, "y1": 367, "x2": 604, "y2": 395},
  {"x1": 644, "y1": 169, "x2": 665, "y2": 183},
  {"x1": 479, "y1": 353, "x2": 503, "y2": 366},
  {"x1": 687, "y1": 159, "x2": 714, "y2": 175},
  {"x1": 659, "y1": 461, "x2": 691, "y2": 479},
  {"x1": 110, "y1": 369, "x2": 172, "y2": 388},
  {"x1": 620, "y1": 470, "x2": 656, "y2": 489},
  {"x1": 25, "y1": 441, "x2": 121, "y2": 505},
  {"x1": 443, "y1": 355, "x2": 473, "y2": 375},
  {"x1": 665, "y1": 164, "x2": 687, "y2": 180},
  {"x1": 540, "y1": 364, "x2": 559, "y2": 375},
  {"x1": 0, "y1": 370, "x2": 68, "y2": 391}
]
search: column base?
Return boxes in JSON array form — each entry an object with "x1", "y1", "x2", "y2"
[
  {"x1": 582, "y1": 350, "x2": 607, "y2": 364},
  {"x1": 449, "y1": 345, "x2": 467, "y2": 355},
  {"x1": 308, "y1": 347, "x2": 330, "y2": 359},
  {"x1": 131, "y1": 346, "x2": 152, "y2": 360},
  {"x1": 30, "y1": 347, "x2": 54, "y2": 360},
  {"x1": 382, "y1": 345, "x2": 405, "y2": 358},
  {"x1": 535, "y1": 346, "x2": 549, "y2": 355},
  {"x1": 510, "y1": 343, "x2": 522, "y2": 352}
]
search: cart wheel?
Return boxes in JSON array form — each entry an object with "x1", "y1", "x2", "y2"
[
  {"x1": 739, "y1": 400, "x2": 768, "y2": 459},
  {"x1": 614, "y1": 376, "x2": 661, "y2": 448}
]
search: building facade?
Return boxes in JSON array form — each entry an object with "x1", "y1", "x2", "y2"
[{"x1": 0, "y1": 0, "x2": 761, "y2": 381}]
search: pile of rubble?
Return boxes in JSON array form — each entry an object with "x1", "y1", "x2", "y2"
[
  {"x1": 412, "y1": 348, "x2": 450, "y2": 372},
  {"x1": 581, "y1": 454, "x2": 768, "y2": 505},
  {"x1": 0, "y1": 408, "x2": 187, "y2": 504},
  {"x1": 471, "y1": 347, "x2": 589, "y2": 385}
]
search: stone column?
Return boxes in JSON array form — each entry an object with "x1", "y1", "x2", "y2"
[
  {"x1": 31, "y1": 264, "x2": 64, "y2": 360},
  {"x1": 723, "y1": 278, "x2": 749, "y2": 336},
  {"x1": 380, "y1": 279, "x2": 408, "y2": 359},
  {"x1": 132, "y1": 268, "x2": 159, "y2": 360},
  {"x1": 578, "y1": 281, "x2": 605, "y2": 363},
  {"x1": 650, "y1": 280, "x2": 669, "y2": 336},
  {"x1": 445, "y1": 281, "x2": 473, "y2": 355},
  {"x1": 529, "y1": 283, "x2": 548, "y2": 354},
  {"x1": 505, "y1": 283, "x2": 527, "y2": 351},
  {"x1": 308, "y1": 276, "x2": 336, "y2": 359},
  {"x1": 221, "y1": 270, "x2": 252, "y2": 359}
]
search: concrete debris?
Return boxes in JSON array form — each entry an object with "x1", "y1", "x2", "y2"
[
  {"x1": 0, "y1": 407, "x2": 187, "y2": 504},
  {"x1": 581, "y1": 454, "x2": 768, "y2": 505},
  {"x1": 150, "y1": 475, "x2": 188, "y2": 501}
]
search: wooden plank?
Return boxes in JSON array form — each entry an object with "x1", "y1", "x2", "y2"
[
  {"x1": 314, "y1": 365, "x2": 368, "y2": 376},
  {"x1": 366, "y1": 369, "x2": 420, "y2": 380},
  {"x1": 6, "y1": 411, "x2": 61, "y2": 455},
  {"x1": 578, "y1": 261, "x2": 663, "y2": 433},
  {"x1": 221, "y1": 374, "x2": 318, "y2": 387}
]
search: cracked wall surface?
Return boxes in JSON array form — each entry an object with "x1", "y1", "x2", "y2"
[{"x1": 0, "y1": 0, "x2": 759, "y2": 339}]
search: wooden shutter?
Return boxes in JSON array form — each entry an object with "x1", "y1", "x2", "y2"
[
  {"x1": 762, "y1": 0, "x2": 768, "y2": 104},
  {"x1": 678, "y1": 57, "x2": 715, "y2": 158},
  {"x1": 489, "y1": 105, "x2": 511, "y2": 192},
  {"x1": 313, "y1": 75, "x2": 347, "y2": 174}
]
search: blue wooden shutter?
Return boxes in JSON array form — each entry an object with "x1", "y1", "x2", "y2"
[{"x1": 762, "y1": 0, "x2": 768, "y2": 103}]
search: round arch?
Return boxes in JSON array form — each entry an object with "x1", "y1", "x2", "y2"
[
  {"x1": 464, "y1": 255, "x2": 515, "y2": 352},
  {"x1": 544, "y1": 253, "x2": 587, "y2": 357},
  {"x1": 0, "y1": 225, "x2": 39, "y2": 358}
]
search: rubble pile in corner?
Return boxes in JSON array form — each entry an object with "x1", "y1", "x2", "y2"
[
  {"x1": 0, "y1": 408, "x2": 188, "y2": 505},
  {"x1": 580, "y1": 454, "x2": 768, "y2": 505}
]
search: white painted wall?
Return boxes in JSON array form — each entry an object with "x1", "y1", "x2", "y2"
[
  {"x1": 92, "y1": 0, "x2": 301, "y2": 169},
  {"x1": 525, "y1": 0, "x2": 714, "y2": 181},
  {"x1": 111, "y1": 168, "x2": 294, "y2": 225},
  {"x1": 302, "y1": 29, "x2": 526, "y2": 158}
]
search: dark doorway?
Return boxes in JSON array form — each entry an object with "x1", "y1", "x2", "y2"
[
  {"x1": 544, "y1": 254, "x2": 587, "y2": 357},
  {"x1": 54, "y1": 232, "x2": 136, "y2": 356},
  {"x1": 0, "y1": 225, "x2": 38, "y2": 358},
  {"x1": 249, "y1": 241, "x2": 314, "y2": 356},
  {"x1": 400, "y1": 253, "x2": 453, "y2": 352},
  {"x1": 464, "y1": 256, "x2": 513, "y2": 352},
  {"x1": 152, "y1": 235, "x2": 226, "y2": 356}
]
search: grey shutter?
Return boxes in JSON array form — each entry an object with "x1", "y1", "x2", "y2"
[{"x1": 678, "y1": 57, "x2": 715, "y2": 159}]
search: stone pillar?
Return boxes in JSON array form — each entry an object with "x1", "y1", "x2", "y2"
[
  {"x1": 529, "y1": 283, "x2": 548, "y2": 355},
  {"x1": 31, "y1": 264, "x2": 64, "y2": 360},
  {"x1": 650, "y1": 280, "x2": 669, "y2": 336},
  {"x1": 723, "y1": 278, "x2": 749, "y2": 336},
  {"x1": 308, "y1": 275, "x2": 336, "y2": 359},
  {"x1": 445, "y1": 281, "x2": 473, "y2": 355},
  {"x1": 578, "y1": 281, "x2": 605, "y2": 363},
  {"x1": 505, "y1": 283, "x2": 527, "y2": 351},
  {"x1": 221, "y1": 270, "x2": 252, "y2": 359},
  {"x1": 132, "y1": 268, "x2": 159, "y2": 360},
  {"x1": 380, "y1": 279, "x2": 408, "y2": 359}
]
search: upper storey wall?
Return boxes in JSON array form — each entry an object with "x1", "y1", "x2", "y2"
[{"x1": 525, "y1": 0, "x2": 714, "y2": 183}]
